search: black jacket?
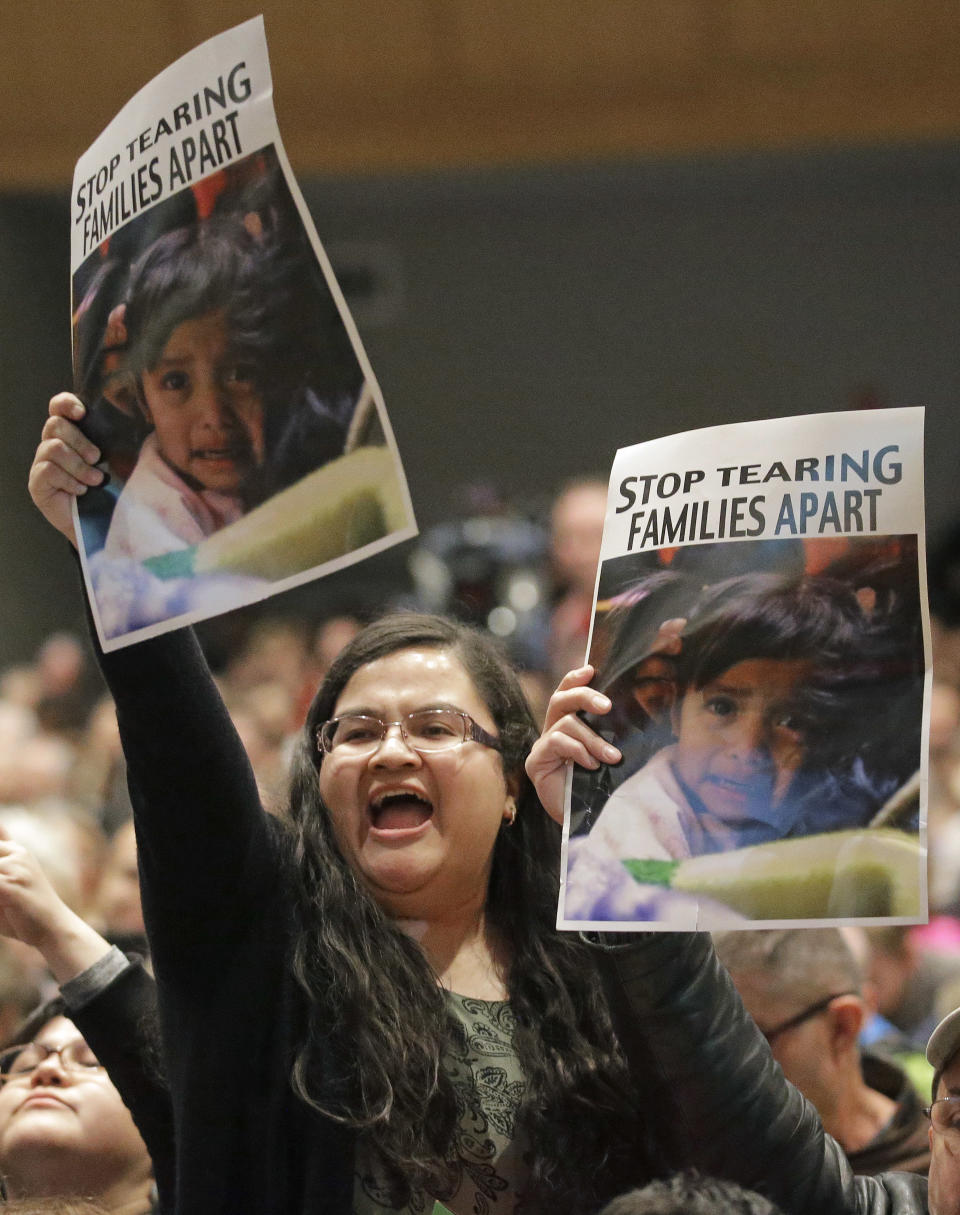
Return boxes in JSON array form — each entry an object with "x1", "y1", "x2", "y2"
[
  {"x1": 594, "y1": 933, "x2": 929, "y2": 1214},
  {"x1": 100, "y1": 625, "x2": 354, "y2": 1215},
  {"x1": 99, "y1": 621, "x2": 929, "y2": 1215},
  {"x1": 71, "y1": 959, "x2": 174, "y2": 1209}
]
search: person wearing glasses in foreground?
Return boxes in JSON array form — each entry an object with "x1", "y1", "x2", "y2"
[
  {"x1": 31, "y1": 393, "x2": 668, "y2": 1215},
  {"x1": 30, "y1": 392, "x2": 947, "y2": 1215},
  {"x1": 0, "y1": 828, "x2": 171, "y2": 1210},
  {"x1": 0, "y1": 1008, "x2": 153, "y2": 1211}
]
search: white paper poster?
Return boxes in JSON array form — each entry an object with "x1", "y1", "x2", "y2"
[
  {"x1": 70, "y1": 18, "x2": 416, "y2": 650},
  {"x1": 559, "y1": 408, "x2": 929, "y2": 931}
]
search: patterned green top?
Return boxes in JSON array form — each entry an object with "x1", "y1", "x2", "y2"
[{"x1": 353, "y1": 991, "x2": 528, "y2": 1215}]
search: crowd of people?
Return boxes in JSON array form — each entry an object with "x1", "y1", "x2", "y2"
[{"x1": 2, "y1": 397, "x2": 960, "y2": 1214}]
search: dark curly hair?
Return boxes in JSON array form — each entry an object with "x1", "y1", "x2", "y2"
[
  {"x1": 599, "y1": 1170, "x2": 785, "y2": 1215},
  {"x1": 285, "y1": 612, "x2": 650, "y2": 1211}
]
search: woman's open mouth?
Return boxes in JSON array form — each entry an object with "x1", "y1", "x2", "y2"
[{"x1": 368, "y1": 791, "x2": 434, "y2": 834}]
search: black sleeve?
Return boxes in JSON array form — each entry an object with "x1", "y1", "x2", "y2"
[
  {"x1": 95, "y1": 620, "x2": 283, "y2": 956},
  {"x1": 592, "y1": 933, "x2": 928, "y2": 1215},
  {"x1": 70, "y1": 960, "x2": 174, "y2": 1208}
]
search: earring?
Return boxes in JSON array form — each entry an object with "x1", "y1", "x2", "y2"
[{"x1": 503, "y1": 798, "x2": 517, "y2": 827}]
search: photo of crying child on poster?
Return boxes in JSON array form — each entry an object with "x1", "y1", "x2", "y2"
[
  {"x1": 559, "y1": 411, "x2": 929, "y2": 930},
  {"x1": 70, "y1": 21, "x2": 414, "y2": 650}
]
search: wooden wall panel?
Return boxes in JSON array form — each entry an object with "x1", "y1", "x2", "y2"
[
  {"x1": 2, "y1": 0, "x2": 960, "y2": 187},
  {"x1": 450, "y1": 0, "x2": 704, "y2": 88},
  {"x1": 722, "y1": 0, "x2": 960, "y2": 62}
]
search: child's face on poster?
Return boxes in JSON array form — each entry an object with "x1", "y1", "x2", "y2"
[
  {"x1": 140, "y1": 308, "x2": 265, "y2": 494},
  {"x1": 670, "y1": 657, "x2": 812, "y2": 827}
]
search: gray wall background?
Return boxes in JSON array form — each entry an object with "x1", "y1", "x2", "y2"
[{"x1": 3, "y1": 141, "x2": 959, "y2": 666}]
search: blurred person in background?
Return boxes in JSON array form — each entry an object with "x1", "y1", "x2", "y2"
[
  {"x1": 88, "y1": 822, "x2": 145, "y2": 957},
  {"x1": 0, "y1": 807, "x2": 105, "y2": 1001},
  {"x1": 0, "y1": 741, "x2": 74, "y2": 810},
  {"x1": 546, "y1": 477, "x2": 607, "y2": 682},
  {"x1": 865, "y1": 926, "x2": 960, "y2": 1049},
  {"x1": 0, "y1": 948, "x2": 42, "y2": 1046},
  {"x1": 223, "y1": 685, "x2": 296, "y2": 816},
  {"x1": 313, "y1": 616, "x2": 362, "y2": 677},
  {"x1": 401, "y1": 484, "x2": 551, "y2": 674},
  {"x1": 66, "y1": 700, "x2": 132, "y2": 839},
  {"x1": 222, "y1": 618, "x2": 310, "y2": 702},
  {"x1": 32, "y1": 636, "x2": 100, "y2": 742},
  {"x1": 0, "y1": 636, "x2": 100, "y2": 746},
  {"x1": 715, "y1": 929, "x2": 929, "y2": 1176}
]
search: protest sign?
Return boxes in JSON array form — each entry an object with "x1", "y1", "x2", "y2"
[
  {"x1": 70, "y1": 17, "x2": 416, "y2": 651},
  {"x1": 559, "y1": 408, "x2": 929, "y2": 931}
]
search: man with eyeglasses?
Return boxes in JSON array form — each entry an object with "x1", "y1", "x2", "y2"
[
  {"x1": 923, "y1": 1007, "x2": 960, "y2": 1215},
  {"x1": 715, "y1": 929, "x2": 930, "y2": 1177}
]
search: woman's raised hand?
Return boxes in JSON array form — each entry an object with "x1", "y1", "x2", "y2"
[
  {"x1": 525, "y1": 666, "x2": 621, "y2": 824},
  {"x1": 0, "y1": 827, "x2": 112, "y2": 983},
  {"x1": 28, "y1": 392, "x2": 104, "y2": 547}
]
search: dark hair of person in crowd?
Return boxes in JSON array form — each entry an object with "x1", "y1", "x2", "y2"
[
  {"x1": 287, "y1": 612, "x2": 646, "y2": 1208},
  {"x1": 598, "y1": 1170, "x2": 786, "y2": 1215}
]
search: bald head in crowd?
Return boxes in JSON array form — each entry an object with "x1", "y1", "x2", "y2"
[{"x1": 715, "y1": 929, "x2": 929, "y2": 1177}]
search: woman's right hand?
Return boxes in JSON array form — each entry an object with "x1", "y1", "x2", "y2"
[
  {"x1": 525, "y1": 666, "x2": 621, "y2": 824},
  {"x1": 28, "y1": 392, "x2": 104, "y2": 548},
  {"x1": 0, "y1": 828, "x2": 112, "y2": 984}
]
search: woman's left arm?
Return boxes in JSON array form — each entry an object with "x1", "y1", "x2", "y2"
[
  {"x1": 591, "y1": 933, "x2": 925, "y2": 1215},
  {"x1": 529, "y1": 669, "x2": 925, "y2": 1215}
]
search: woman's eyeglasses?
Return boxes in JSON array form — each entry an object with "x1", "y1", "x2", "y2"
[
  {"x1": 317, "y1": 709, "x2": 501, "y2": 758},
  {"x1": 0, "y1": 1039, "x2": 103, "y2": 1082}
]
